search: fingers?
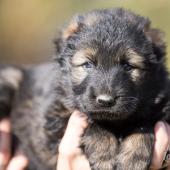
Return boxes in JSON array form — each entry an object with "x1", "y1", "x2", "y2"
[
  {"x1": 66, "y1": 110, "x2": 88, "y2": 131},
  {"x1": 59, "y1": 110, "x2": 88, "y2": 156},
  {"x1": 0, "y1": 118, "x2": 28, "y2": 170},
  {"x1": 57, "y1": 111, "x2": 90, "y2": 170},
  {"x1": 152, "y1": 121, "x2": 170, "y2": 169},
  {"x1": 165, "y1": 124, "x2": 170, "y2": 170},
  {"x1": 0, "y1": 118, "x2": 11, "y2": 168},
  {"x1": 6, "y1": 149, "x2": 28, "y2": 170}
]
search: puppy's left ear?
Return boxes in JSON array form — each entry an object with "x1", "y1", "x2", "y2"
[{"x1": 144, "y1": 22, "x2": 166, "y2": 63}]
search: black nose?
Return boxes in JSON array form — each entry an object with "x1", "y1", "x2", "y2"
[{"x1": 96, "y1": 95, "x2": 114, "y2": 107}]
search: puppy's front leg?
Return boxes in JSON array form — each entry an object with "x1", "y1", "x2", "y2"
[
  {"x1": 115, "y1": 127, "x2": 154, "y2": 170},
  {"x1": 81, "y1": 124, "x2": 118, "y2": 170}
]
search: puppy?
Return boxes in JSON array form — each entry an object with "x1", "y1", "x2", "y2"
[{"x1": 0, "y1": 8, "x2": 170, "y2": 170}]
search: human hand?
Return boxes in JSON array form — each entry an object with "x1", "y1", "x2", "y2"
[
  {"x1": 57, "y1": 111, "x2": 90, "y2": 170},
  {"x1": 151, "y1": 121, "x2": 170, "y2": 170},
  {"x1": 0, "y1": 118, "x2": 28, "y2": 170}
]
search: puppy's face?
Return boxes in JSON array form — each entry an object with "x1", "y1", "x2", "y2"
[{"x1": 57, "y1": 9, "x2": 167, "y2": 121}]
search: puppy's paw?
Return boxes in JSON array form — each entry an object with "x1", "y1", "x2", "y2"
[
  {"x1": 115, "y1": 128, "x2": 154, "y2": 170},
  {"x1": 81, "y1": 124, "x2": 118, "y2": 170}
]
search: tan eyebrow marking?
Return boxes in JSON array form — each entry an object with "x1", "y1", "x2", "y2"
[
  {"x1": 71, "y1": 48, "x2": 97, "y2": 85},
  {"x1": 131, "y1": 69, "x2": 141, "y2": 82},
  {"x1": 71, "y1": 67, "x2": 88, "y2": 84},
  {"x1": 72, "y1": 48, "x2": 97, "y2": 66},
  {"x1": 126, "y1": 50, "x2": 144, "y2": 68}
]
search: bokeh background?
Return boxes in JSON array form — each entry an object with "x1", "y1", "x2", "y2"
[{"x1": 0, "y1": 0, "x2": 170, "y2": 69}]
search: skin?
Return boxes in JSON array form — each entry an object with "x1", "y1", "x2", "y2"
[
  {"x1": 0, "y1": 112, "x2": 169, "y2": 170},
  {"x1": 151, "y1": 122, "x2": 170, "y2": 170},
  {"x1": 0, "y1": 118, "x2": 28, "y2": 170},
  {"x1": 57, "y1": 111, "x2": 90, "y2": 170}
]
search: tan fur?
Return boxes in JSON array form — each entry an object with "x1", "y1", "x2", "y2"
[
  {"x1": 71, "y1": 67, "x2": 88, "y2": 84},
  {"x1": 24, "y1": 100, "x2": 33, "y2": 108},
  {"x1": 125, "y1": 50, "x2": 144, "y2": 82},
  {"x1": 63, "y1": 21, "x2": 79, "y2": 39},
  {"x1": 71, "y1": 48, "x2": 97, "y2": 84},
  {"x1": 84, "y1": 48, "x2": 97, "y2": 59},
  {"x1": 116, "y1": 133, "x2": 151, "y2": 170},
  {"x1": 81, "y1": 126, "x2": 118, "y2": 170},
  {"x1": 72, "y1": 50, "x2": 89, "y2": 66},
  {"x1": 127, "y1": 50, "x2": 144, "y2": 68},
  {"x1": 63, "y1": 13, "x2": 103, "y2": 40},
  {"x1": 131, "y1": 69, "x2": 141, "y2": 82},
  {"x1": 0, "y1": 68, "x2": 23, "y2": 89}
]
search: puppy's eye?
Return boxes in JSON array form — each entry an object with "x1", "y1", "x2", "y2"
[
  {"x1": 82, "y1": 62, "x2": 94, "y2": 69},
  {"x1": 123, "y1": 63, "x2": 134, "y2": 71}
]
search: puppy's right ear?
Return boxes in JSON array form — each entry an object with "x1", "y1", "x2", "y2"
[
  {"x1": 62, "y1": 12, "x2": 102, "y2": 40},
  {"x1": 54, "y1": 12, "x2": 102, "y2": 54},
  {"x1": 54, "y1": 15, "x2": 84, "y2": 54},
  {"x1": 62, "y1": 15, "x2": 85, "y2": 40}
]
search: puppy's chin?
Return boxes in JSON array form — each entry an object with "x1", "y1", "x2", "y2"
[
  {"x1": 81, "y1": 102, "x2": 138, "y2": 121},
  {"x1": 88, "y1": 111, "x2": 130, "y2": 121}
]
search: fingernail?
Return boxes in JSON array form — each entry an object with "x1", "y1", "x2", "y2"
[
  {"x1": 160, "y1": 122, "x2": 166, "y2": 131},
  {"x1": 155, "y1": 121, "x2": 167, "y2": 137}
]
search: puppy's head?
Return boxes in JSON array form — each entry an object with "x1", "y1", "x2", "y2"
[{"x1": 55, "y1": 8, "x2": 167, "y2": 121}]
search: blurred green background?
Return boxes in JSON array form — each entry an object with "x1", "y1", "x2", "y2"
[{"x1": 0, "y1": 0, "x2": 170, "y2": 69}]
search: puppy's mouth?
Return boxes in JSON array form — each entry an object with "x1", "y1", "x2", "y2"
[{"x1": 81, "y1": 96, "x2": 139, "y2": 121}]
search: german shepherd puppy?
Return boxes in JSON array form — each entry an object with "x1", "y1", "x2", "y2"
[{"x1": 0, "y1": 8, "x2": 170, "y2": 170}]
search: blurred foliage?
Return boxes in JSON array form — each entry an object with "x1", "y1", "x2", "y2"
[{"x1": 0, "y1": 0, "x2": 170, "y2": 69}]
